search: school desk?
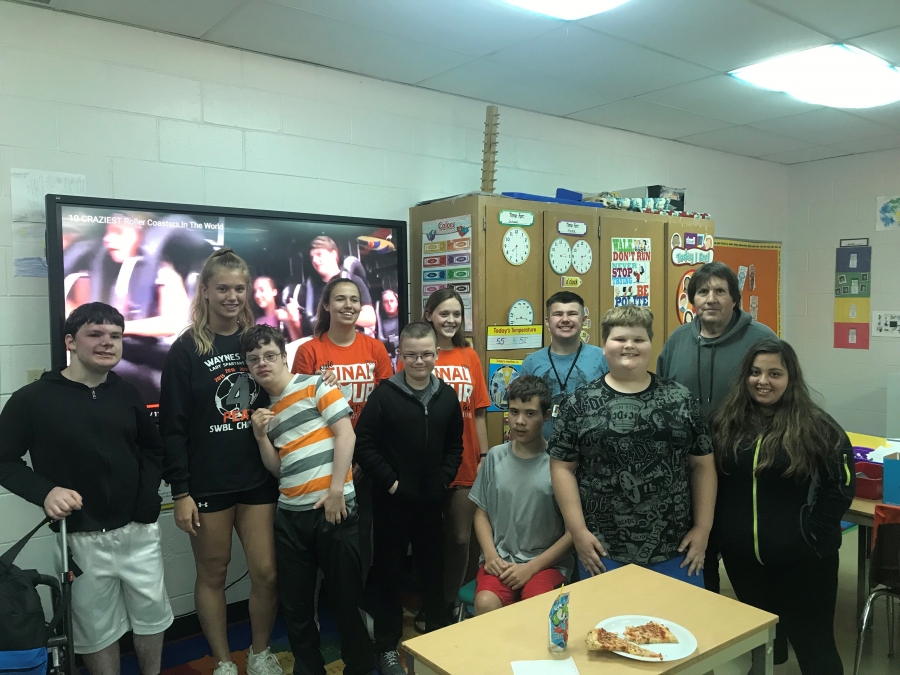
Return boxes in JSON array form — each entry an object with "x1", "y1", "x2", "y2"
[{"x1": 403, "y1": 564, "x2": 778, "y2": 675}]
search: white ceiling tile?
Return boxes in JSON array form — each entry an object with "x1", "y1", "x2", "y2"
[
  {"x1": 849, "y1": 27, "x2": 900, "y2": 66},
  {"x1": 829, "y1": 134, "x2": 900, "y2": 154},
  {"x1": 758, "y1": 146, "x2": 850, "y2": 164},
  {"x1": 487, "y1": 25, "x2": 714, "y2": 95},
  {"x1": 752, "y1": 0, "x2": 900, "y2": 40},
  {"x1": 204, "y1": 0, "x2": 474, "y2": 84},
  {"x1": 752, "y1": 109, "x2": 898, "y2": 145},
  {"x1": 579, "y1": 0, "x2": 830, "y2": 71},
  {"x1": 677, "y1": 126, "x2": 813, "y2": 156},
  {"x1": 842, "y1": 103, "x2": 900, "y2": 132},
  {"x1": 54, "y1": 0, "x2": 245, "y2": 39},
  {"x1": 418, "y1": 59, "x2": 614, "y2": 117},
  {"x1": 568, "y1": 100, "x2": 735, "y2": 139},
  {"x1": 264, "y1": 0, "x2": 560, "y2": 57},
  {"x1": 638, "y1": 75, "x2": 821, "y2": 125}
]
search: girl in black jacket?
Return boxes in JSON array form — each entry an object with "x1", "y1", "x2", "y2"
[{"x1": 711, "y1": 338, "x2": 855, "y2": 675}]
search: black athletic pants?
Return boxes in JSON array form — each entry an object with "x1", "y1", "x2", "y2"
[
  {"x1": 371, "y1": 492, "x2": 447, "y2": 652},
  {"x1": 722, "y1": 551, "x2": 843, "y2": 675},
  {"x1": 354, "y1": 474, "x2": 373, "y2": 588},
  {"x1": 273, "y1": 507, "x2": 374, "y2": 675},
  {"x1": 704, "y1": 530, "x2": 721, "y2": 593}
]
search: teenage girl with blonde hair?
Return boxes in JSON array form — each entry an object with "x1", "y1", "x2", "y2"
[{"x1": 160, "y1": 249, "x2": 282, "y2": 675}]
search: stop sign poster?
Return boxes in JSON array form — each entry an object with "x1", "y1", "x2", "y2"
[{"x1": 611, "y1": 238, "x2": 651, "y2": 308}]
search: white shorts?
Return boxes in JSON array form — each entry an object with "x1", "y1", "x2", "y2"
[{"x1": 63, "y1": 522, "x2": 174, "y2": 654}]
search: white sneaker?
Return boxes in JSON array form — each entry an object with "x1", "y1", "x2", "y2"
[
  {"x1": 213, "y1": 662, "x2": 238, "y2": 675},
  {"x1": 247, "y1": 647, "x2": 284, "y2": 675}
]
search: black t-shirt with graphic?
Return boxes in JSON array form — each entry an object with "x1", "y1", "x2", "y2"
[
  {"x1": 548, "y1": 373, "x2": 712, "y2": 565},
  {"x1": 160, "y1": 331, "x2": 273, "y2": 498}
]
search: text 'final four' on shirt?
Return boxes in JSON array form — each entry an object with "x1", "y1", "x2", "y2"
[
  {"x1": 292, "y1": 331, "x2": 393, "y2": 427},
  {"x1": 398, "y1": 344, "x2": 490, "y2": 487}
]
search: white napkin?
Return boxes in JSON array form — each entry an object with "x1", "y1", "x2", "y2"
[{"x1": 511, "y1": 656, "x2": 581, "y2": 675}]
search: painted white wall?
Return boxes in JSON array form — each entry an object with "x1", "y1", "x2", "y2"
[
  {"x1": 0, "y1": 1, "x2": 791, "y2": 614},
  {"x1": 784, "y1": 149, "x2": 900, "y2": 438}
]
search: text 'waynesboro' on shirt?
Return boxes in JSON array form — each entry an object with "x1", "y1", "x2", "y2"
[
  {"x1": 160, "y1": 331, "x2": 272, "y2": 498},
  {"x1": 548, "y1": 374, "x2": 712, "y2": 565}
]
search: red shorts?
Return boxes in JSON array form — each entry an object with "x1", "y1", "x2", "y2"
[{"x1": 475, "y1": 564, "x2": 566, "y2": 607}]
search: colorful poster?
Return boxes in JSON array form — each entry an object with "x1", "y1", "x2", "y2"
[
  {"x1": 421, "y1": 214, "x2": 473, "y2": 331},
  {"x1": 487, "y1": 358, "x2": 523, "y2": 412},
  {"x1": 670, "y1": 231, "x2": 714, "y2": 266},
  {"x1": 611, "y1": 237, "x2": 651, "y2": 307},
  {"x1": 877, "y1": 196, "x2": 900, "y2": 231},
  {"x1": 834, "y1": 245, "x2": 871, "y2": 350}
]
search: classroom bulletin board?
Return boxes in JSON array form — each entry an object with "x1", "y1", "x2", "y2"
[{"x1": 714, "y1": 238, "x2": 781, "y2": 337}]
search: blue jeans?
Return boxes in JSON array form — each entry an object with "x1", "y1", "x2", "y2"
[{"x1": 578, "y1": 555, "x2": 705, "y2": 588}]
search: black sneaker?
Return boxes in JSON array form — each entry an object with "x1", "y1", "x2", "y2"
[{"x1": 376, "y1": 650, "x2": 406, "y2": 675}]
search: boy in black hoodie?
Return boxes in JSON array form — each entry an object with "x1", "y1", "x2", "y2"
[
  {"x1": 0, "y1": 303, "x2": 171, "y2": 675},
  {"x1": 354, "y1": 322, "x2": 463, "y2": 675}
]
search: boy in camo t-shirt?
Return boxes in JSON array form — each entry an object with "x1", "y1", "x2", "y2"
[{"x1": 548, "y1": 306, "x2": 716, "y2": 587}]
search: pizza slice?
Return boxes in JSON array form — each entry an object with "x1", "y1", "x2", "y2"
[
  {"x1": 585, "y1": 628, "x2": 664, "y2": 660},
  {"x1": 623, "y1": 621, "x2": 679, "y2": 645}
]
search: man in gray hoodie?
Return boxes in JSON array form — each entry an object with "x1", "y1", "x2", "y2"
[{"x1": 657, "y1": 261, "x2": 776, "y2": 591}]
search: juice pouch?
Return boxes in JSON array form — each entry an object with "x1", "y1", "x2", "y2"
[{"x1": 548, "y1": 586, "x2": 569, "y2": 653}]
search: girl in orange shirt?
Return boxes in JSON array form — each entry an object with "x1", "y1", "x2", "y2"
[
  {"x1": 292, "y1": 277, "x2": 393, "y2": 584},
  {"x1": 422, "y1": 289, "x2": 490, "y2": 618}
]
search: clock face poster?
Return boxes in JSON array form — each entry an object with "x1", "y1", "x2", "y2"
[
  {"x1": 422, "y1": 214, "x2": 473, "y2": 331},
  {"x1": 611, "y1": 237, "x2": 652, "y2": 307}
]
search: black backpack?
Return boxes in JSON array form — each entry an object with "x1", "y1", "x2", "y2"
[{"x1": 0, "y1": 518, "x2": 50, "y2": 654}]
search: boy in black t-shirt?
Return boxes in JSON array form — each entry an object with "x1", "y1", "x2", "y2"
[{"x1": 548, "y1": 306, "x2": 716, "y2": 586}]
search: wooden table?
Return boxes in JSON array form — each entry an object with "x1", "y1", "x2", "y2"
[{"x1": 403, "y1": 565, "x2": 778, "y2": 675}]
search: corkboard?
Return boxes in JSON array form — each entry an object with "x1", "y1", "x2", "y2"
[{"x1": 714, "y1": 238, "x2": 781, "y2": 336}]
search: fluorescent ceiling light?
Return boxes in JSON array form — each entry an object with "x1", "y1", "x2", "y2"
[
  {"x1": 500, "y1": 0, "x2": 632, "y2": 20},
  {"x1": 730, "y1": 44, "x2": 900, "y2": 109}
]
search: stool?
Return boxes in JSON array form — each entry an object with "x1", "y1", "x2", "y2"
[{"x1": 456, "y1": 579, "x2": 477, "y2": 622}]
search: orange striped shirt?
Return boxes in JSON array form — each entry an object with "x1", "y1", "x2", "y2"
[{"x1": 266, "y1": 374, "x2": 353, "y2": 511}]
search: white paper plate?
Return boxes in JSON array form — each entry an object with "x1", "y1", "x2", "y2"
[{"x1": 594, "y1": 615, "x2": 698, "y2": 662}]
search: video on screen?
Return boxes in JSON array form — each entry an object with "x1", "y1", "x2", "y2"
[{"x1": 59, "y1": 205, "x2": 402, "y2": 407}]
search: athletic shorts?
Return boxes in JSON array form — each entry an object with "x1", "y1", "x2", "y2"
[
  {"x1": 194, "y1": 479, "x2": 279, "y2": 514},
  {"x1": 475, "y1": 564, "x2": 566, "y2": 607},
  {"x1": 64, "y1": 522, "x2": 174, "y2": 654}
]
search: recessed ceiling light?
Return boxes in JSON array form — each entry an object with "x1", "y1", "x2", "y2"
[
  {"x1": 730, "y1": 44, "x2": 900, "y2": 109},
  {"x1": 499, "y1": 0, "x2": 632, "y2": 21}
]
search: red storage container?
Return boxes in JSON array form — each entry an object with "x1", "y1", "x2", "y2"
[{"x1": 855, "y1": 461, "x2": 883, "y2": 500}]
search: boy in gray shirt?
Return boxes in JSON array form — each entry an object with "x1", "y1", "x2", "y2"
[{"x1": 469, "y1": 376, "x2": 573, "y2": 615}]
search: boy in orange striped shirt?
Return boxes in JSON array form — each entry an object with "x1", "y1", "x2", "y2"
[{"x1": 241, "y1": 325, "x2": 374, "y2": 675}]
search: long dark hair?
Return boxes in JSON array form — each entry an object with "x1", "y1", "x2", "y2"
[
  {"x1": 314, "y1": 277, "x2": 362, "y2": 338},
  {"x1": 423, "y1": 288, "x2": 467, "y2": 348},
  {"x1": 710, "y1": 338, "x2": 841, "y2": 480}
]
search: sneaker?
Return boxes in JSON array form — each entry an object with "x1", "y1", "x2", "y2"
[
  {"x1": 213, "y1": 662, "x2": 238, "y2": 675},
  {"x1": 376, "y1": 650, "x2": 406, "y2": 675},
  {"x1": 247, "y1": 647, "x2": 284, "y2": 675}
]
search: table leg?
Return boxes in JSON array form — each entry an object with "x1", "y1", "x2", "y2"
[
  {"x1": 858, "y1": 525, "x2": 872, "y2": 621},
  {"x1": 749, "y1": 626, "x2": 775, "y2": 675}
]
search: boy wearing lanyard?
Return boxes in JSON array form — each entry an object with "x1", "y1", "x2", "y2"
[{"x1": 520, "y1": 292, "x2": 609, "y2": 440}]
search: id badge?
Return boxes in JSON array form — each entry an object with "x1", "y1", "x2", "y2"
[{"x1": 552, "y1": 404, "x2": 560, "y2": 418}]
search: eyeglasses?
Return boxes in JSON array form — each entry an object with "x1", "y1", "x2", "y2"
[
  {"x1": 401, "y1": 351, "x2": 437, "y2": 363},
  {"x1": 246, "y1": 352, "x2": 283, "y2": 367}
]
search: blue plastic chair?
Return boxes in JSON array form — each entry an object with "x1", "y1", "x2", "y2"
[{"x1": 456, "y1": 579, "x2": 477, "y2": 622}]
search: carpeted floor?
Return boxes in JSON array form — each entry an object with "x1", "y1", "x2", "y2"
[{"x1": 152, "y1": 596, "x2": 423, "y2": 675}]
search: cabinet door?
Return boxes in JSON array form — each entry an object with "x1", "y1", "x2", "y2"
[
  {"x1": 484, "y1": 205, "x2": 544, "y2": 447},
  {"x1": 543, "y1": 210, "x2": 601, "y2": 346},
  {"x1": 599, "y1": 214, "x2": 666, "y2": 371}
]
